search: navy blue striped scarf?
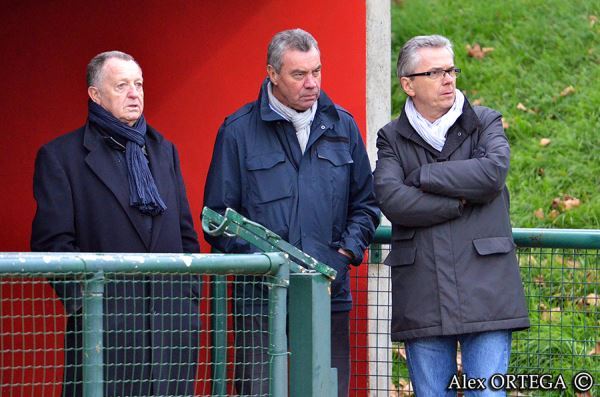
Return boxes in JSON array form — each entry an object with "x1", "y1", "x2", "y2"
[{"x1": 88, "y1": 100, "x2": 166, "y2": 216}]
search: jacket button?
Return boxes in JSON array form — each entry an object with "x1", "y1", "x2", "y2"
[
  {"x1": 458, "y1": 132, "x2": 462, "y2": 136},
  {"x1": 320, "y1": 125, "x2": 326, "y2": 130}
]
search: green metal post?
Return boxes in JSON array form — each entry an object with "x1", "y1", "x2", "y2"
[
  {"x1": 268, "y1": 259, "x2": 290, "y2": 396},
  {"x1": 83, "y1": 270, "x2": 104, "y2": 397},
  {"x1": 289, "y1": 273, "x2": 337, "y2": 397},
  {"x1": 210, "y1": 275, "x2": 228, "y2": 396}
]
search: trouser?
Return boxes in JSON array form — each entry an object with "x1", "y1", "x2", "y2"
[
  {"x1": 234, "y1": 310, "x2": 350, "y2": 396},
  {"x1": 404, "y1": 330, "x2": 512, "y2": 397}
]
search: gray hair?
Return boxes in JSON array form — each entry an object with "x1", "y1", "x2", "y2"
[
  {"x1": 396, "y1": 35, "x2": 454, "y2": 78},
  {"x1": 86, "y1": 50, "x2": 140, "y2": 87},
  {"x1": 267, "y1": 28, "x2": 320, "y2": 73}
]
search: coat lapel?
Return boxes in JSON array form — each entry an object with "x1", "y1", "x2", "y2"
[
  {"x1": 83, "y1": 123, "x2": 152, "y2": 249},
  {"x1": 438, "y1": 102, "x2": 479, "y2": 160}
]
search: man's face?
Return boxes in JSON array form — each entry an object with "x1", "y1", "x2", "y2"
[
  {"x1": 401, "y1": 47, "x2": 457, "y2": 122},
  {"x1": 267, "y1": 47, "x2": 321, "y2": 112},
  {"x1": 88, "y1": 58, "x2": 144, "y2": 126}
]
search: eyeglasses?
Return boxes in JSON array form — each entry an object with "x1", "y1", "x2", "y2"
[{"x1": 404, "y1": 67, "x2": 461, "y2": 80}]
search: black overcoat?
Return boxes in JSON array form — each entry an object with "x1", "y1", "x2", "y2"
[
  {"x1": 374, "y1": 100, "x2": 529, "y2": 341},
  {"x1": 31, "y1": 121, "x2": 200, "y2": 396}
]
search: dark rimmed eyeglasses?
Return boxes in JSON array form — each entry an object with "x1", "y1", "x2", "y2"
[{"x1": 404, "y1": 67, "x2": 461, "y2": 80}]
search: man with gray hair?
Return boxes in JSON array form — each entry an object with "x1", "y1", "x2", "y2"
[
  {"x1": 31, "y1": 51, "x2": 201, "y2": 396},
  {"x1": 204, "y1": 28, "x2": 379, "y2": 396},
  {"x1": 374, "y1": 35, "x2": 529, "y2": 395}
]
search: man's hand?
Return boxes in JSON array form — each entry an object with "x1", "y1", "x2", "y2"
[{"x1": 338, "y1": 248, "x2": 355, "y2": 260}]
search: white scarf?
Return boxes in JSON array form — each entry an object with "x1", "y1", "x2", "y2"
[
  {"x1": 405, "y1": 89, "x2": 465, "y2": 152},
  {"x1": 267, "y1": 82, "x2": 317, "y2": 153}
]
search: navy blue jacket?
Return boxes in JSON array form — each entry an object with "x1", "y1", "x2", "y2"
[
  {"x1": 204, "y1": 79, "x2": 379, "y2": 311},
  {"x1": 31, "y1": 121, "x2": 200, "y2": 396}
]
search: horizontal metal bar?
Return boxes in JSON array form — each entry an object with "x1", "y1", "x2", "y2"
[
  {"x1": 0, "y1": 252, "x2": 288, "y2": 275},
  {"x1": 373, "y1": 225, "x2": 600, "y2": 249}
]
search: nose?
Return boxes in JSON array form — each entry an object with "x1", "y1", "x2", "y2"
[
  {"x1": 304, "y1": 74, "x2": 317, "y2": 88},
  {"x1": 442, "y1": 72, "x2": 455, "y2": 84},
  {"x1": 126, "y1": 84, "x2": 142, "y2": 98}
]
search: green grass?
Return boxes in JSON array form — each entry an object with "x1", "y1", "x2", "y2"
[
  {"x1": 391, "y1": 0, "x2": 600, "y2": 229},
  {"x1": 389, "y1": 2, "x2": 600, "y2": 395}
]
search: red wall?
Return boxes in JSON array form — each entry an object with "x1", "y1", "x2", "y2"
[
  {"x1": 0, "y1": 0, "x2": 366, "y2": 252},
  {"x1": 0, "y1": 1, "x2": 368, "y2": 395}
]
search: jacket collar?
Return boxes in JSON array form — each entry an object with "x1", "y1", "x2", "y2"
[
  {"x1": 257, "y1": 78, "x2": 340, "y2": 151},
  {"x1": 258, "y1": 78, "x2": 340, "y2": 125},
  {"x1": 83, "y1": 120, "x2": 169, "y2": 250},
  {"x1": 395, "y1": 96, "x2": 480, "y2": 157}
]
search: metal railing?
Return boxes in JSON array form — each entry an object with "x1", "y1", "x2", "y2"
[
  {"x1": 0, "y1": 252, "x2": 335, "y2": 397},
  {"x1": 2, "y1": 227, "x2": 598, "y2": 396},
  {"x1": 351, "y1": 227, "x2": 600, "y2": 396}
]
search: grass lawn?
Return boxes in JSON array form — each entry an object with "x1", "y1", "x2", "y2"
[
  {"x1": 391, "y1": 0, "x2": 600, "y2": 229},
  {"x1": 388, "y1": 1, "x2": 600, "y2": 395}
]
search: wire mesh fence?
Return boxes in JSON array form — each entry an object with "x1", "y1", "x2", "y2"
[
  {"x1": 351, "y1": 235, "x2": 600, "y2": 396},
  {"x1": 2, "y1": 230, "x2": 599, "y2": 396},
  {"x1": 0, "y1": 253, "x2": 288, "y2": 397}
]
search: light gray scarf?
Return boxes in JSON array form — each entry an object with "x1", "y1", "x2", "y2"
[
  {"x1": 267, "y1": 82, "x2": 317, "y2": 153},
  {"x1": 405, "y1": 89, "x2": 465, "y2": 152}
]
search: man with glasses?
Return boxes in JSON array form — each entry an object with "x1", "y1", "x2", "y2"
[{"x1": 374, "y1": 35, "x2": 529, "y2": 396}]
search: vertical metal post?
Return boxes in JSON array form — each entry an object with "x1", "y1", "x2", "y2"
[
  {"x1": 289, "y1": 273, "x2": 337, "y2": 397},
  {"x1": 211, "y1": 275, "x2": 228, "y2": 396},
  {"x1": 83, "y1": 270, "x2": 104, "y2": 397},
  {"x1": 268, "y1": 260, "x2": 289, "y2": 396}
]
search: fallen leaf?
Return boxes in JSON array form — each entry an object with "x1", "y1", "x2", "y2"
[
  {"x1": 551, "y1": 194, "x2": 581, "y2": 212},
  {"x1": 566, "y1": 258, "x2": 580, "y2": 268},
  {"x1": 398, "y1": 378, "x2": 414, "y2": 396},
  {"x1": 517, "y1": 102, "x2": 528, "y2": 112},
  {"x1": 393, "y1": 345, "x2": 407, "y2": 361},
  {"x1": 539, "y1": 138, "x2": 551, "y2": 146},
  {"x1": 534, "y1": 275, "x2": 545, "y2": 286},
  {"x1": 472, "y1": 98, "x2": 483, "y2": 106},
  {"x1": 585, "y1": 293, "x2": 599, "y2": 306},
  {"x1": 534, "y1": 208, "x2": 545, "y2": 220},
  {"x1": 466, "y1": 43, "x2": 494, "y2": 59},
  {"x1": 541, "y1": 306, "x2": 561, "y2": 321},
  {"x1": 501, "y1": 118, "x2": 509, "y2": 129},
  {"x1": 537, "y1": 168, "x2": 545, "y2": 177},
  {"x1": 563, "y1": 197, "x2": 581, "y2": 210},
  {"x1": 549, "y1": 209, "x2": 560, "y2": 220},
  {"x1": 576, "y1": 391, "x2": 593, "y2": 397},
  {"x1": 559, "y1": 85, "x2": 575, "y2": 97},
  {"x1": 590, "y1": 15, "x2": 598, "y2": 27},
  {"x1": 588, "y1": 341, "x2": 600, "y2": 355}
]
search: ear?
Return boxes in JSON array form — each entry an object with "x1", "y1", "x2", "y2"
[
  {"x1": 400, "y1": 77, "x2": 416, "y2": 97},
  {"x1": 266, "y1": 64, "x2": 279, "y2": 86},
  {"x1": 88, "y1": 86, "x2": 101, "y2": 103}
]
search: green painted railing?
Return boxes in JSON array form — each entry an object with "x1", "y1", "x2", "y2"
[
  {"x1": 373, "y1": 225, "x2": 600, "y2": 248},
  {"x1": 0, "y1": 252, "x2": 289, "y2": 397}
]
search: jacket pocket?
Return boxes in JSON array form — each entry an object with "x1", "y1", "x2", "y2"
[
  {"x1": 316, "y1": 147, "x2": 354, "y2": 166},
  {"x1": 384, "y1": 247, "x2": 416, "y2": 267},
  {"x1": 245, "y1": 152, "x2": 292, "y2": 203},
  {"x1": 473, "y1": 237, "x2": 516, "y2": 255},
  {"x1": 316, "y1": 147, "x2": 353, "y2": 243},
  {"x1": 392, "y1": 228, "x2": 415, "y2": 241}
]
